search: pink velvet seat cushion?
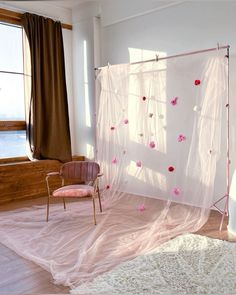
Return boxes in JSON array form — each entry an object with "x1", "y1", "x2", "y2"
[{"x1": 52, "y1": 185, "x2": 94, "y2": 198}]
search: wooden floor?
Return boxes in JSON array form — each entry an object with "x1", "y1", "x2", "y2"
[
  {"x1": 0, "y1": 197, "x2": 71, "y2": 295},
  {"x1": 0, "y1": 197, "x2": 234, "y2": 295}
]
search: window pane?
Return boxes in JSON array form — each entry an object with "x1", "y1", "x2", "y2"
[
  {"x1": 0, "y1": 73, "x2": 25, "y2": 120},
  {"x1": 0, "y1": 23, "x2": 23, "y2": 73},
  {"x1": 0, "y1": 131, "x2": 27, "y2": 158}
]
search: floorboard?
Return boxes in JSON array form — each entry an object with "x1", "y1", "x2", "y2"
[{"x1": 0, "y1": 197, "x2": 234, "y2": 294}]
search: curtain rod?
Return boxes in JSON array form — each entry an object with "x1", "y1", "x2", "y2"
[
  {"x1": 94, "y1": 45, "x2": 230, "y2": 70},
  {"x1": 0, "y1": 7, "x2": 72, "y2": 30}
]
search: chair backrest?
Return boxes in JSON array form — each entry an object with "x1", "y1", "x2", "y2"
[{"x1": 60, "y1": 161, "x2": 100, "y2": 182}]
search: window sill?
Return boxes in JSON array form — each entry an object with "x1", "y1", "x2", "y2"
[
  {"x1": 0, "y1": 155, "x2": 85, "y2": 166},
  {"x1": 0, "y1": 156, "x2": 29, "y2": 165}
]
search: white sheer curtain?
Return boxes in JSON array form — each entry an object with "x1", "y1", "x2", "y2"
[
  {"x1": 0, "y1": 49, "x2": 227, "y2": 292},
  {"x1": 96, "y1": 50, "x2": 227, "y2": 209}
]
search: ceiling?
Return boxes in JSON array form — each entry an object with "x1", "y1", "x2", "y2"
[
  {"x1": 50, "y1": 0, "x2": 97, "y2": 9},
  {"x1": 1, "y1": 0, "x2": 181, "y2": 11},
  {"x1": 5, "y1": 0, "x2": 99, "y2": 9}
]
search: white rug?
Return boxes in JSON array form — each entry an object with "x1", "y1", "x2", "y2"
[{"x1": 71, "y1": 234, "x2": 236, "y2": 294}]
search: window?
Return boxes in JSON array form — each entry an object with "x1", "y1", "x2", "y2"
[{"x1": 0, "y1": 22, "x2": 27, "y2": 160}]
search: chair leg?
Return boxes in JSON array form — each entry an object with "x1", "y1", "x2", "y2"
[
  {"x1": 92, "y1": 197, "x2": 97, "y2": 225},
  {"x1": 97, "y1": 188, "x2": 102, "y2": 212},
  {"x1": 63, "y1": 198, "x2": 66, "y2": 210},
  {"x1": 46, "y1": 197, "x2": 50, "y2": 222}
]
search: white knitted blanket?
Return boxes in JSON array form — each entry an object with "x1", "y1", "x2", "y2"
[{"x1": 71, "y1": 234, "x2": 236, "y2": 294}]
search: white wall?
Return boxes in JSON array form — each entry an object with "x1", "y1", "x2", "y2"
[
  {"x1": 99, "y1": 0, "x2": 236, "y2": 204},
  {"x1": 72, "y1": 1, "x2": 100, "y2": 159},
  {"x1": 101, "y1": 0, "x2": 235, "y2": 64},
  {"x1": 100, "y1": 0, "x2": 183, "y2": 27},
  {"x1": 0, "y1": 1, "x2": 76, "y2": 154}
]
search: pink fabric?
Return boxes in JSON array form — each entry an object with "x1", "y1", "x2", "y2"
[
  {"x1": 0, "y1": 196, "x2": 209, "y2": 288},
  {"x1": 53, "y1": 185, "x2": 94, "y2": 198}
]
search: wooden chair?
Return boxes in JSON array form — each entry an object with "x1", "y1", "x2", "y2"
[{"x1": 45, "y1": 161, "x2": 102, "y2": 225}]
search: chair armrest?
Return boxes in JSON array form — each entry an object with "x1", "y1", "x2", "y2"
[{"x1": 46, "y1": 172, "x2": 62, "y2": 197}]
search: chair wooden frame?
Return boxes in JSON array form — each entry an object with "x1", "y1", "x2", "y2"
[{"x1": 45, "y1": 162, "x2": 103, "y2": 225}]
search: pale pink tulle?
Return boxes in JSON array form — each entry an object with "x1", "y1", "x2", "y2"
[{"x1": 0, "y1": 196, "x2": 209, "y2": 288}]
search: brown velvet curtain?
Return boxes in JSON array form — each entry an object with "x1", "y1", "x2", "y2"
[{"x1": 22, "y1": 13, "x2": 72, "y2": 162}]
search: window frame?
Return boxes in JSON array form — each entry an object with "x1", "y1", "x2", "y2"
[
  {"x1": 0, "y1": 121, "x2": 26, "y2": 131},
  {"x1": 0, "y1": 21, "x2": 28, "y2": 163}
]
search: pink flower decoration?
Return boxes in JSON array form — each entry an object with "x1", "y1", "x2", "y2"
[
  {"x1": 149, "y1": 141, "x2": 156, "y2": 149},
  {"x1": 112, "y1": 157, "x2": 117, "y2": 164},
  {"x1": 168, "y1": 166, "x2": 175, "y2": 172},
  {"x1": 172, "y1": 187, "x2": 180, "y2": 196},
  {"x1": 123, "y1": 119, "x2": 129, "y2": 124},
  {"x1": 110, "y1": 126, "x2": 115, "y2": 130},
  {"x1": 136, "y1": 160, "x2": 142, "y2": 167},
  {"x1": 195, "y1": 79, "x2": 201, "y2": 86},
  {"x1": 178, "y1": 134, "x2": 186, "y2": 142},
  {"x1": 106, "y1": 185, "x2": 110, "y2": 190},
  {"x1": 171, "y1": 97, "x2": 178, "y2": 106},
  {"x1": 138, "y1": 204, "x2": 145, "y2": 212}
]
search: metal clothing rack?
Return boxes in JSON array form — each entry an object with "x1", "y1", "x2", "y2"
[
  {"x1": 94, "y1": 45, "x2": 229, "y2": 70},
  {"x1": 212, "y1": 45, "x2": 230, "y2": 231}
]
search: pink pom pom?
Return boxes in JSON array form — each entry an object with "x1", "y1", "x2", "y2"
[
  {"x1": 194, "y1": 79, "x2": 201, "y2": 86},
  {"x1": 168, "y1": 166, "x2": 175, "y2": 172},
  {"x1": 149, "y1": 141, "x2": 156, "y2": 149},
  {"x1": 136, "y1": 160, "x2": 142, "y2": 167},
  {"x1": 178, "y1": 134, "x2": 186, "y2": 142},
  {"x1": 138, "y1": 204, "x2": 145, "y2": 212},
  {"x1": 171, "y1": 97, "x2": 178, "y2": 106},
  {"x1": 172, "y1": 187, "x2": 180, "y2": 196},
  {"x1": 124, "y1": 119, "x2": 129, "y2": 124},
  {"x1": 112, "y1": 157, "x2": 117, "y2": 164}
]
